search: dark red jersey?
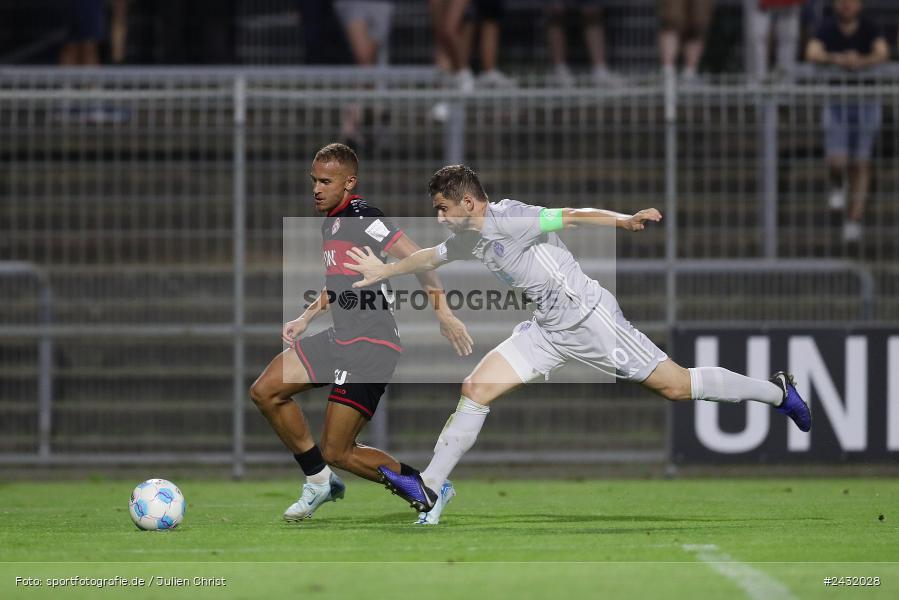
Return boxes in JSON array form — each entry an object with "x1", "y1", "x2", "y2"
[{"x1": 320, "y1": 195, "x2": 404, "y2": 352}]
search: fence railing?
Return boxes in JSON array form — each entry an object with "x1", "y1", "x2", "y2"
[{"x1": 1, "y1": 67, "x2": 897, "y2": 474}]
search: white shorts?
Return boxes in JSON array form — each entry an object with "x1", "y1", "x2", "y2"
[{"x1": 495, "y1": 292, "x2": 667, "y2": 384}]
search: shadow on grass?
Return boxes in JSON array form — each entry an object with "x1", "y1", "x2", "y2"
[{"x1": 289, "y1": 511, "x2": 829, "y2": 536}]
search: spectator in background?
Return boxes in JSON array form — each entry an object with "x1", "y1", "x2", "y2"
[
  {"x1": 805, "y1": 0, "x2": 888, "y2": 244},
  {"x1": 547, "y1": 1, "x2": 620, "y2": 87},
  {"x1": 744, "y1": 0, "x2": 803, "y2": 81},
  {"x1": 334, "y1": 0, "x2": 394, "y2": 67},
  {"x1": 430, "y1": 0, "x2": 475, "y2": 92},
  {"x1": 59, "y1": 0, "x2": 106, "y2": 66},
  {"x1": 461, "y1": 0, "x2": 515, "y2": 88},
  {"x1": 658, "y1": 0, "x2": 716, "y2": 82},
  {"x1": 333, "y1": 1, "x2": 395, "y2": 153},
  {"x1": 297, "y1": 0, "x2": 353, "y2": 64},
  {"x1": 108, "y1": 0, "x2": 129, "y2": 64}
]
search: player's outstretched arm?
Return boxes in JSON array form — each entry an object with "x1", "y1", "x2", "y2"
[
  {"x1": 344, "y1": 245, "x2": 443, "y2": 288},
  {"x1": 383, "y1": 234, "x2": 473, "y2": 356},
  {"x1": 552, "y1": 207, "x2": 662, "y2": 232},
  {"x1": 282, "y1": 286, "x2": 328, "y2": 344}
]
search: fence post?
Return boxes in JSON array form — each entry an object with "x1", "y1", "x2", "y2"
[
  {"x1": 37, "y1": 282, "x2": 53, "y2": 461},
  {"x1": 761, "y1": 92, "x2": 779, "y2": 258},
  {"x1": 444, "y1": 93, "x2": 465, "y2": 164},
  {"x1": 232, "y1": 75, "x2": 247, "y2": 480},
  {"x1": 663, "y1": 70, "x2": 678, "y2": 330},
  {"x1": 663, "y1": 68, "x2": 679, "y2": 476}
]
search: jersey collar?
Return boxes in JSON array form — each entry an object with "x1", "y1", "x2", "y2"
[{"x1": 328, "y1": 194, "x2": 361, "y2": 217}]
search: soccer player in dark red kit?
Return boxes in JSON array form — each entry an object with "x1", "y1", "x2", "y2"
[{"x1": 250, "y1": 143, "x2": 472, "y2": 521}]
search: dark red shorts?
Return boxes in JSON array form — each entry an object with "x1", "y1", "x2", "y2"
[{"x1": 292, "y1": 328, "x2": 400, "y2": 419}]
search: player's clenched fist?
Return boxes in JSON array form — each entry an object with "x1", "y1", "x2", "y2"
[{"x1": 623, "y1": 208, "x2": 662, "y2": 232}]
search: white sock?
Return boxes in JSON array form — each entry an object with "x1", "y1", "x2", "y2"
[
  {"x1": 306, "y1": 465, "x2": 332, "y2": 485},
  {"x1": 688, "y1": 367, "x2": 783, "y2": 406},
  {"x1": 421, "y1": 396, "x2": 489, "y2": 493}
]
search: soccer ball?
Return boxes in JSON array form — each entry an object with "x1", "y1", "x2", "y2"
[{"x1": 128, "y1": 478, "x2": 185, "y2": 531}]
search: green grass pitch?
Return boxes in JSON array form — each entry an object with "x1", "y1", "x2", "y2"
[{"x1": 1, "y1": 477, "x2": 897, "y2": 599}]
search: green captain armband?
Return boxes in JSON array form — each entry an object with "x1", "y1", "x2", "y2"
[{"x1": 539, "y1": 208, "x2": 564, "y2": 233}]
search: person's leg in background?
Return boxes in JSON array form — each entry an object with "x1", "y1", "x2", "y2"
[
  {"x1": 547, "y1": 2, "x2": 575, "y2": 87},
  {"x1": 60, "y1": 0, "x2": 105, "y2": 66},
  {"x1": 475, "y1": 0, "x2": 515, "y2": 88},
  {"x1": 681, "y1": 0, "x2": 715, "y2": 81},
  {"x1": 773, "y1": 6, "x2": 800, "y2": 79},
  {"x1": 844, "y1": 103, "x2": 883, "y2": 244},
  {"x1": 658, "y1": 0, "x2": 684, "y2": 77},
  {"x1": 745, "y1": 0, "x2": 771, "y2": 81},
  {"x1": 582, "y1": 1, "x2": 620, "y2": 85}
]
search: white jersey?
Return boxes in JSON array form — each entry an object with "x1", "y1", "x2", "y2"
[{"x1": 436, "y1": 198, "x2": 604, "y2": 331}]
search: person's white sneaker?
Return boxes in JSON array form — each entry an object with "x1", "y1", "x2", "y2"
[
  {"x1": 282, "y1": 472, "x2": 346, "y2": 521},
  {"x1": 414, "y1": 481, "x2": 456, "y2": 526},
  {"x1": 680, "y1": 68, "x2": 700, "y2": 86},
  {"x1": 455, "y1": 69, "x2": 475, "y2": 93},
  {"x1": 551, "y1": 64, "x2": 576, "y2": 88},
  {"x1": 478, "y1": 69, "x2": 517, "y2": 89},
  {"x1": 842, "y1": 220, "x2": 862, "y2": 243},
  {"x1": 590, "y1": 65, "x2": 622, "y2": 87},
  {"x1": 828, "y1": 187, "x2": 847, "y2": 211},
  {"x1": 430, "y1": 102, "x2": 450, "y2": 122}
]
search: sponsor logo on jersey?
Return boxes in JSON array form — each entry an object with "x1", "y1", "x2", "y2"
[
  {"x1": 323, "y1": 249, "x2": 337, "y2": 268},
  {"x1": 331, "y1": 217, "x2": 341, "y2": 235},
  {"x1": 364, "y1": 219, "x2": 391, "y2": 242}
]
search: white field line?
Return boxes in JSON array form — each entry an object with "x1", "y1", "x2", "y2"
[{"x1": 682, "y1": 544, "x2": 796, "y2": 600}]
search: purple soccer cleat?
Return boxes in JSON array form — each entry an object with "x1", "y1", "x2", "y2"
[
  {"x1": 377, "y1": 466, "x2": 437, "y2": 513},
  {"x1": 770, "y1": 371, "x2": 811, "y2": 432}
]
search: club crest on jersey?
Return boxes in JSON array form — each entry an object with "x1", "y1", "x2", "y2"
[
  {"x1": 331, "y1": 218, "x2": 341, "y2": 235},
  {"x1": 493, "y1": 242, "x2": 505, "y2": 257}
]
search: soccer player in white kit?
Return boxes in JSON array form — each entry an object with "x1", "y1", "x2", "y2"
[{"x1": 345, "y1": 165, "x2": 811, "y2": 524}]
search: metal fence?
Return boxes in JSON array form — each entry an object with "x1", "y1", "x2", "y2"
[{"x1": 1, "y1": 67, "x2": 897, "y2": 474}]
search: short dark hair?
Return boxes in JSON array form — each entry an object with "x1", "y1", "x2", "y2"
[
  {"x1": 428, "y1": 164, "x2": 487, "y2": 204},
  {"x1": 314, "y1": 143, "x2": 358, "y2": 174}
]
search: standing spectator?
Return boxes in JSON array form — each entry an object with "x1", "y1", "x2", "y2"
[
  {"x1": 658, "y1": 0, "x2": 716, "y2": 82},
  {"x1": 334, "y1": 0, "x2": 394, "y2": 152},
  {"x1": 430, "y1": 0, "x2": 475, "y2": 92},
  {"x1": 805, "y1": 0, "x2": 888, "y2": 243},
  {"x1": 462, "y1": 0, "x2": 515, "y2": 88},
  {"x1": 333, "y1": 1, "x2": 395, "y2": 153},
  {"x1": 334, "y1": 0, "x2": 394, "y2": 67},
  {"x1": 297, "y1": 0, "x2": 353, "y2": 64},
  {"x1": 59, "y1": 0, "x2": 106, "y2": 66},
  {"x1": 547, "y1": 1, "x2": 620, "y2": 87},
  {"x1": 108, "y1": 0, "x2": 129, "y2": 64},
  {"x1": 59, "y1": 0, "x2": 129, "y2": 66},
  {"x1": 157, "y1": 0, "x2": 235, "y2": 64},
  {"x1": 744, "y1": 0, "x2": 803, "y2": 81}
]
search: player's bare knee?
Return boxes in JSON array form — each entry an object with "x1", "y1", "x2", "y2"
[
  {"x1": 249, "y1": 378, "x2": 288, "y2": 411},
  {"x1": 249, "y1": 379, "x2": 269, "y2": 408},
  {"x1": 460, "y1": 378, "x2": 492, "y2": 405}
]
